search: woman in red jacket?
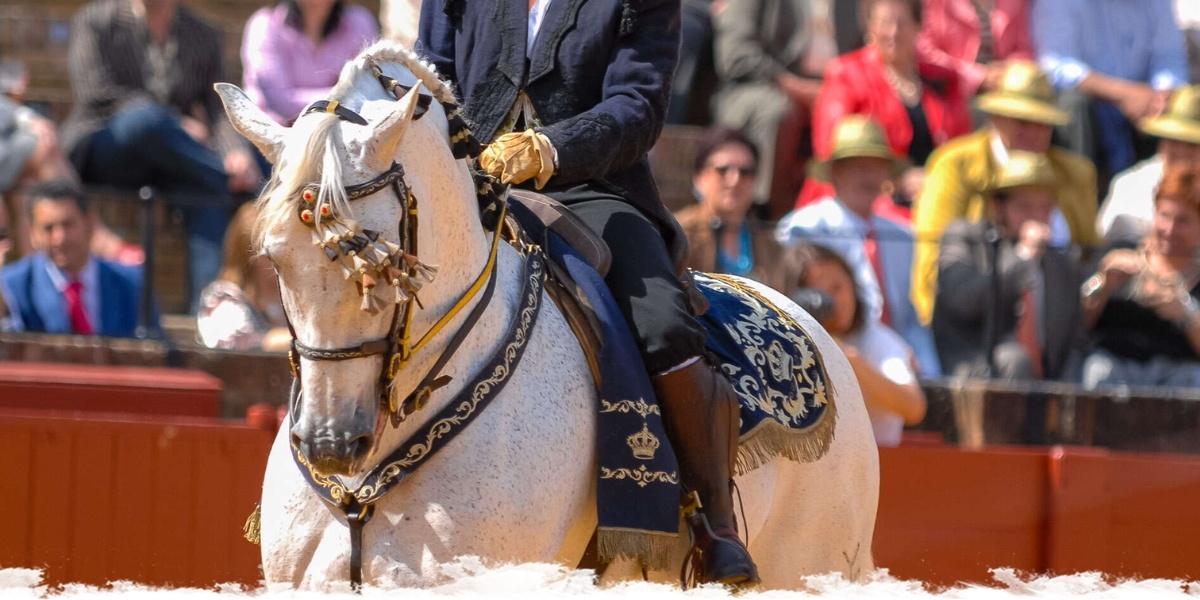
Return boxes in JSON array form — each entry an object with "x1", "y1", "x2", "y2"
[{"x1": 797, "y1": 0, "x2": 971, "y2": 218}]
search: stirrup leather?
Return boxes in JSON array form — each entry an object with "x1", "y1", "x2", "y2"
[{"x1": 680, "y1": 491, "x2": 760, "y2": 589}]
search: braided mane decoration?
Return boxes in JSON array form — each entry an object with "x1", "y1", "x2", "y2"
[{"x1": 253, "y1": 41, "x2": 481, "y2": 311}]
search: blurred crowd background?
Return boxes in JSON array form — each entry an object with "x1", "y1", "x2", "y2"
[{"x1": 2, "y1": 0, "x2": 1200, "y2": 448}]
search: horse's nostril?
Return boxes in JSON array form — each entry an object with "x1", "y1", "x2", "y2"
[{"x1": 349, "y1": 433, "x2": 373, "y2": 462}]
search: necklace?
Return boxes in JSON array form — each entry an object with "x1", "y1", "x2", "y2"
[{"x1": 885, "y1": 66, "x2": 923, "y2": 107}]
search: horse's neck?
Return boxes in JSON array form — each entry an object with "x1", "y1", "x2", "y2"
[{"x1": 364, "y1": 126, "x2": 499, "y2": 450}]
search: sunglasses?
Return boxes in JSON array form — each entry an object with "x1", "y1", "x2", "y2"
[
  {"x1": 709, "y1": 164, "x2": 756, "y2": 178},
  {"x1": 0, "y1": 226, "x2": 7, "y2": 242}
]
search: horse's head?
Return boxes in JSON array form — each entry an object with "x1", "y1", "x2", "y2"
[{"x1": 215, "y1": 46, "x2": 479, "y2": 478}]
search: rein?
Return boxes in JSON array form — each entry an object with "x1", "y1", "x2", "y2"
[{"x1": 277, "y1": 63, "x2": 532, "y2": 590}]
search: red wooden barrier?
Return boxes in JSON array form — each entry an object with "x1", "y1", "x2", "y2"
[
  {"x1": 5, "y1": 407, "x2": 1200, "y2": 588},
  {"x1": 875, "y1": 444, "x2": 1200, "y2": 586},
  {"x1": 0, "y1": 410, "x2": 271, "y2": 587},
  {"x1": 0, "y1": 362, "x2": 222, "y2": 418}
]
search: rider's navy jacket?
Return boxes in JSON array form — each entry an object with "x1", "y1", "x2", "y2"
[{"x1": 416, "y1": 0, "x2": 681, "y2": 233}]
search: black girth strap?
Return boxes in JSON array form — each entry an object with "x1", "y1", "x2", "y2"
[{"x1": 290, "y1": 248, "x2": 547, "y2": 587}]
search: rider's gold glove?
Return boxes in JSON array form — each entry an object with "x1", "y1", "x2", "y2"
[{"x1": 479, "y1": 130, "x2": 556, "y2": 189}]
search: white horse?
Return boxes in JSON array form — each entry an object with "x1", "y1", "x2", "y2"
[{"x1": 217, "y1": 41, "x2": 879, "y2": 592}]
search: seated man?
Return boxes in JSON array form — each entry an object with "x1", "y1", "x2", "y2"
[
  {"x1": 0, "y1": 60, "x2": 140, "y2": 265},
  {"x1": 776, "y1": 115, "x2": 940, "y2": 378},
  {"x1": 61, "y1": 0, "x2": 260, "y2": 307},
  {"x1": 913, "y1": 61, "x2": 1099, "y2": 325},
  {"x1": 712, "y1": 0, "x2": 819, "y2": 218},
  {"x1": 0, "y1": 180, "x2": 156, "y2": 337},
  {"x1": 1032, "y1": 0, "x2": 1188, "y2": 185},
  {"x1": 932, "y1": 151, "x2": 1084, "y2": 381},
  {"x1": 1098, "y1": 85, "x2": 1200, "y2": 246}
]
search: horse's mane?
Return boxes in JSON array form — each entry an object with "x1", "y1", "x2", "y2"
[{"x1": 254, "y1": 41, "x2": 460, "y2": 248}]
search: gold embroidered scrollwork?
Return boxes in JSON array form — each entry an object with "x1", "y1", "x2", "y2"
[{"x1": 599, "y1": 464, "x2": 679, "y2": 488}]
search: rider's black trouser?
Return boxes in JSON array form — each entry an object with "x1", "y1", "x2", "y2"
[{"x1": 540, "y1": 183, "x2": 708, "y2": 375}]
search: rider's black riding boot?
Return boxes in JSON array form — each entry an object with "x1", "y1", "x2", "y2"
[{"x1": 652, "y1": 357, "x2": 760, "y2": 588}]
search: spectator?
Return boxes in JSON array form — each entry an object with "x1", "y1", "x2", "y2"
[
  {"x1": 913, "y1": 61, "x2": 1099, "y2": 325},
  {"x1": 712, "y1": 0, "x2": 818, "y2": 219},
  {"x1": 197, "y1": 202, "x2": 289, "y2": 351},
  {"x1": 1098, "y1": 86, "x2": 1200, "y2": 246},
  {"x1": 800, "y1": 0, "x2": 972, "y2": 210},
  {"x1": 1179, "y1": 0, "x2": 1200, "y2": 86},
  {"x1": 1032, "y1": 0, "x2": 1188, "y2": 187},
  {"x1": 0, "y1": 180, "x2": 155, "y2": 337},
  {"x1": 61, "y1": 0, "x2": 261, "y2": 309},
  {"x1": 777, "y1": 115, "x2": 940, "y2": 378},
  {"x1": 675, "y1": 127, "x2": 787, "y2": 290},
  {"x1": 932, "y1": 151, "x2": 1085, "y2": 381},
  {"x1": 0, "y1": 201, "x2": 10, "y2": 329},
  {"x1": 1081, "y1": 166, "x2": 1200, "y2": 388},
  {"x1": 788, "y1": 242, "x2": 927, "y2": 447},
  {"x1": 0, "y1": 59, "x2": 141, "y2": 266},
  {"x1": 242, "y1": 0, "x2": 380, "y2": 126},
  {"x1": 668, "y1": 0, "x2": 719, "y2": 126},
  {"x1": 917, "y1": 0, "x2": 1034, "y2": 100}
]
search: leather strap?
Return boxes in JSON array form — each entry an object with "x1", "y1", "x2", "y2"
[{"x1": 289, "y1": 249, "x2": 547, "y2": 586}]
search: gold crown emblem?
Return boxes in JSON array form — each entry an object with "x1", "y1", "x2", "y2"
[{"x1": 627, "y1": 423, "x2": 661, "y2": 460}]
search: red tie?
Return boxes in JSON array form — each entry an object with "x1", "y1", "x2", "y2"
[
  {"x1": 863, "y1": 227, "x2": 892, "y2": 326},
  {"x1": 1016, "y1": 287, "x2": 1043, "y2": 379},
  {"x1": 65, "y1": 280, "x2": 94, "y2": 335}
]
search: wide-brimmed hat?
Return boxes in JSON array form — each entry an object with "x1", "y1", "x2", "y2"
[
  {"x1": 810, "y1": 115, "x2": 903, "y2": 181},
  {"x1": 992, "y1": 150, "x2": 1058, "y2": 195},
  {"x1": 976, "y1": 61, "x2": 1069, "y2": 126},
  {"x1": 1140, "y1": 86, "x2": 1200, "y2": 145}
]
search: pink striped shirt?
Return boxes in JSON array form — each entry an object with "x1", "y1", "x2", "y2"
[{"x1": 241, "y1": 4, "x2": 380, "y2": 124}]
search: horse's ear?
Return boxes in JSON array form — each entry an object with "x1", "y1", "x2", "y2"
[
  {"x1": 362, "y1": 84, "x2": 421, "y2": 172},
  {"x1": 214, "y1": 83, "x2": 285, "y2": 165}
]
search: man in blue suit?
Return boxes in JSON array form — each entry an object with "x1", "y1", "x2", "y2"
[{"x1": 0, "y1": 179, "x2": 154, "y2": 337}]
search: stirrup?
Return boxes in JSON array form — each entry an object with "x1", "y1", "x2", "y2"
[{"x1": 680, "y1": 492, "x2": 760, "y2": 589}]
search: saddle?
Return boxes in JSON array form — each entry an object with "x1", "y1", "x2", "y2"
[{"x1": 505, "y1": 189, "x2": 708, "y2": 387}]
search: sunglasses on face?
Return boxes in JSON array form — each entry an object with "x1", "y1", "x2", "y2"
[
  {"x1": 709, "y1": 164, "x2": 756, "y2": 178},
  {"x1": 0, "y1": 227, "x2": 7, "y2": 242}
]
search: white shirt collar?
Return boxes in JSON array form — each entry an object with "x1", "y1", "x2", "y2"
[
  {"x1": 44, "y1": 256, "x2": 98, "y2": 293},
  {"x1": 527, "y1": 0, "x2": 554, "y2": 56},
  {"x1": 989, "y1": 129, "x2": 1010, "y2": 165}
]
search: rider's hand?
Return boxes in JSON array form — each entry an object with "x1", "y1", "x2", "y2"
[{"x1": 479, "y1": 130, "x2": 556, "y2": 189}]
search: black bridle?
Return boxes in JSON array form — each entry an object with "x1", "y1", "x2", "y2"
[{"x1": 283, "y1": 68, "x2": 506, "y2": 430}]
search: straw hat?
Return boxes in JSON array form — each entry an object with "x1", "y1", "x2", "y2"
[
  {"x1": 810, "y1": 115, "x2": 903, "y2": 181},
  {"x1": 992, "y1": 150, "x2": 1057, "y2": 195},
  {"x1": 976, "y1": 61, "x2": 1069, "y2": 126},
  {"x1": 1140, "y1": 86, "x2": 1200, "y2": 145}
]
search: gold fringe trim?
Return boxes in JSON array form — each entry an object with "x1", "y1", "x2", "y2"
[
  {"x1": 734, "y1": 398, "x2": 837, "y2": 476},
  {"x1": 597, "y1": 527, "x2": 677, "y2": 572},
  {"x1": 243, "y1": 504, "x2": 262, "y2": 545}
]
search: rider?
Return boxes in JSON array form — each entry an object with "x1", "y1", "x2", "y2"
[{"x1": 418, "y1": 0, "x2": 758, "y2": 586}]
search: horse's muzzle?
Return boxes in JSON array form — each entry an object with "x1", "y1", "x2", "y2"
[{"x1": 293, "y1": 428, "x2": 374, "y2": 477}]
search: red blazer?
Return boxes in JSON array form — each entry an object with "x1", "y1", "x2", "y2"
[
  {"x1": 917, "y1": 0, "x2": 1034, "y2": 97},
  {"x1": 798, "y1": 46, "x2": 971, "y2": 208}
]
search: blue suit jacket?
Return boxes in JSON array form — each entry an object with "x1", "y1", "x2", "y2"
[{"x1": 0, "y1": 253, "x2": 156, "y2": 337}]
